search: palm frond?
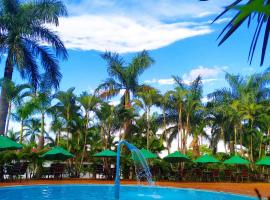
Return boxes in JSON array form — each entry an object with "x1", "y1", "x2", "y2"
[
  {"x1": 22, "y1": 0, "x2": 67, "y2": 26},
  {"x1": 29, "y1": 25, "x2": 68, "y2": 59},
  {"x1": 216, "y1": 0, "x2": 270, "y2": 65},
  {"x1": 128, "y1": 50, "x2": 154, "y2": 78}
]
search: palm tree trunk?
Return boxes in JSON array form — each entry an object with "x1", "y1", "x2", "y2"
[
  {"x1": 250, "y1": 134, "x2": 253, "y2": 162},
  {"x1": 234, "y1": 126, "x2": 237, "y2": 154},
  {"x1": 147, "y1": 107, "x2": 150, "y2": 150},
  {"x1": 38, "y1": 113, "x2": 45, "y2": 150},
  {"x1": 20, "y1": 120, "x2": 24, "y2": 144},
  {"x1": 259, "y1": 134, "x2": 263, "y2": 158},
  {"x1": 0, "y1": 62, "x2": 13, "y2": 135},
  {"x1": 4, "y1": 103, "x2": 11, "y2": 136},
  {"x1": 221, "y1": 127, "x2": 227, "y2": 154},
  {"x1": 163, "y1": 110, "x2": 170, "y2": 154},
  {"x1": 191, "y1": 135, "x2": 200, "y2": 158},
  {"x1": 122, "y1": 90, "x2": 131, "y2": 141},
  {"x1": 184, "y1": 115, "x2": 190, "y2": 154},
  {"x1": 178, "y1": 106, "x2": 183, "y2": 152}
]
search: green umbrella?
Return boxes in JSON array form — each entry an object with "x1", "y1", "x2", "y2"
[
  {"x1": 256, "y1": 156, "x2": 270, "y2": 166},
  {"x1": 0, "y1": 135, "x2": 22, "y2": 151},
  {"x1": 224, "y1": 155, "x2": 250, "y2": 165},
  {"x1": 140, "y1": 148, "x2": 158, "y2": 159},
  {"x1": 41, "y1": 146, "x2": 74, "y2": 161},
  {"x1": 164, "y1": 151, "x2": 190, "y2": 163},
  {"x1": 194, "y1": 154, "x2": 220, "y2": 164},
  {"x1": 94, "y1": 150, "x2": 117, "y2": 157}
]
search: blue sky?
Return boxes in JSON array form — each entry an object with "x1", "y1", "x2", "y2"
[{"x1": 6, "y1": 0, "x2": 268, "y2": 100}]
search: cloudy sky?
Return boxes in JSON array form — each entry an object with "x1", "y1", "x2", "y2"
[
  {"x1": 4, "y1": 0, "x2": 268, "y2": 151},
  {"x1": 9, "y1": 0, "x2": 267, "y2": 98}
]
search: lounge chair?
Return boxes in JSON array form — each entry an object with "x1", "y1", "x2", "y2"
[
  {"x1": 193, "y1": 168, "x2": 203, "y2": 181},
  {"x1": 4, "y1": 162, "x2": 28, "y2": 182},
  {"x1": 224, "y1": 170, "x2": 233, "y2": 182},
  {"x1": 240, "y1": 169, "x2": 249, "y2": 182},
  {"x1": 212, "y1": 169, "x2": 220, "y2": 182},
  {"x1": 94, "y1": 164, "x2": 105, "y2": 179},
  {"x1": 52, "y1": 164, "x2": 65, "y2": 179}
]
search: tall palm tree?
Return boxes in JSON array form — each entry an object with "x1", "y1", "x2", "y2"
[
  {"x1": 12, "y1": 101, "x2": 34, "y2": 143},
  {"x1": 0, "y1": 0, "x2": 68, "y2": 135},
  {"x1": 167, "y1": 76, "x2": 188, "y2": 151},
  {"x1": 24, "y1": 118, "x2": 41, "y2": 143},
  {"x1": 96, "y1": 51, "x2": 154, "y2": 140},
  {"x1": 77, "y1": 92, "x2": 100, "y2": 171},
  {"x1": 156, "y1": 92, "x2": 171, "y2": 154},
  {"x1": 96, "y1": 102, "x2": 119, "y2": 149},
  {"x1": 96, "y1": 51, "x2": 154, "y2": 108},
  {"x1": 53, "y1": 88, "x2": 80, "y2": 149},
  {"x1": 134, "y1": 87, "x2": 159, "y2": 150},
  {"x1": 0, "y1": 79, "x2": 31, "y2": 135},
  {"x1": 31, "y1": 77, "x2": 54, "y2": 149}
]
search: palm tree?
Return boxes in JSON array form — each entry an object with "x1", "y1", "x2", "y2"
[
  {"x1": 156, "y1": 92, "x2": 171, "y2": 154},
  {"x1": 183, "y1": 76, "x2": 203, "y2": 154},
  {"x1": 53, "y1": 88, "x2": 80, "y2": 149},
  {"x1": 31, "y1": 78, "x2": 55, "y2": 150},
  {"x1": 0, "y1": 0, "x2": 68, "y2": 135},
  {"x1": 0, "y1": 79, "x2": 31, "y2": 135},
  {"x1": 96, "y1": 102, "x2": 119, "y2": 149},
  {"x1": 50, "y1": 116, "x2": 64, "y2": 145},
  {"x1": 208, "y1": 72, "x2": 270, "y2": 157},
  {"x1": 166, "y1": 76, "x2": 188, "y2": 151},
  {"x1": 96, "y1": 51, "x2": 153, "y2": 140},
  {"x1": 24, "y1": 118, "x2": 41, "y2": 143},
  {"x1": 12, "y1": 101, "x2": 34, "y2": 143},
  {"x1": 134, "y1": 87, "x2": 159, "y2": 150},
  {"x1": 96, "y1": 51, "x2": 154, "y2": 108},
  {"x1": 77, "y1": 92, "x2": 100, "y2": 171}
]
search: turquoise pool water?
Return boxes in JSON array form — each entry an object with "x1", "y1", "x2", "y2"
[{"x1": 0, "y1": 185, "x2": 256, "y2": 200}]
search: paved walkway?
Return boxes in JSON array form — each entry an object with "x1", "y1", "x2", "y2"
[{"x1": 0, "y1": 179, "x2": 269, "y2": 198}]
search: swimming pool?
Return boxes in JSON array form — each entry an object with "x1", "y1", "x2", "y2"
[{"x1": 0, "y1": 184, "x2": 256, "y2": 200}]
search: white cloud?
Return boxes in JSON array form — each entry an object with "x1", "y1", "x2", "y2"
[
  {"x1": 48, "y1": 0, "x2": 232, "y2": 53},
  {"x1": 144, "y1": 78, "x2": 175, "y2": 85},
  {"x1": 66, "y1": 0, "x2": 229, "y2": 20},
  {"x1": 183, "y1": 66, "x2": 226, "y2": 82},
  {"x1": 144, "y1": 66, "x2": 226, "y2": 86},
  {"x1": 52, "y1": 15, "x2": 212, "y2": 53}
]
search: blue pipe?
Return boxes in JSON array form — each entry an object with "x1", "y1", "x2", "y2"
[{"x1": 114, "y1": 141, "x2": 137, "y2": 200}]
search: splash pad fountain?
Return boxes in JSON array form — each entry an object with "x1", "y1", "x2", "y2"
[{"x1": 114, "y1": 140, "x2": 154, "y2": 200}]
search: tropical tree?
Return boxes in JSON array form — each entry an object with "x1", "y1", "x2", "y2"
[
  {"x1": 77, "y1": 92, "x2": 100, "y2": 171},
  {"x1": 156, "y1": 92, "x2": 171, "y2": 154},
  {"x1": 24, "y1": 118, "x2": 41, "y2": 143},
  {"x1": 96, "y1": 51, "x2": 154, "y2": 108},
  {"x1": 0, "y1": 0, "x2": 68, "y2": 135},
  {"x1": 208, "y1": 72, "x2": 270, "y2": 159},
  {"x1": 31, "y1": 77, "x2": 55, "y2": 150},
  {"x1": 53, "y1": 88, "x2": 80, "y2": 149},
  {"x1": 134, "y1": 87, "x2": 160, "y2": 150},
  {"x1": 0, "y1": 79, "x2": 31, "y2": 135},
  {"x1": 96, "y1": 51, "x2": 153, "y2": 141},
  {"x1": 12, "y1": 101, "x2": 34, "y2": 143},
  {"x1": 95, "y1": 102, "x2": 119, "y2": 150}
]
